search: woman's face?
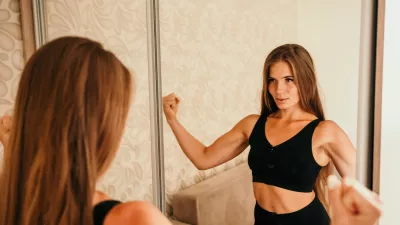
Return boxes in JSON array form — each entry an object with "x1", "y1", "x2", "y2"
[{"x1": 267, "y1": 61, "x2": 300, "y2": 110}]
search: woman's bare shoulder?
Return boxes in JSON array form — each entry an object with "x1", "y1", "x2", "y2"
[
  {"x1": 314, "y1": 119, "x2": 347, "y2": 145},
  {"x1": 236, "y1": 114, "x2": 261, "y2": 138},
  {"x1": 104, "y1": 200, "x2": 172, "y2": 225},
  {"x1": 316, "y1": 120, "x2": 342, "y2": 136},
  {"x1": 241, "y1": 114, "x2": 260, "y2": 124}
]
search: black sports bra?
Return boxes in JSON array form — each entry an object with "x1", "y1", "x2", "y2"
[
  {"x1": 93, "y1": 200, "x2": 121, "y2": 225},
  {"x1": 248, "y1": 114, "x2": 322, "y2": 192}
]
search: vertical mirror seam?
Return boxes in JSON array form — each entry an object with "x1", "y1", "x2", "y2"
[
  {"x1": 146, "y1": 0, "x2": 166, "y2": 214},
  {"x1": 32, "y1": 0, "x2": 47, "y2": 49}
]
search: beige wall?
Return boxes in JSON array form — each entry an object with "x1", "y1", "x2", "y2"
[
  {"x1": 379, "y1": 0, "x2": 400, "y2": 224},
  {"x1": 297, "y1": 0, "x2": 362, "y2": 145}
]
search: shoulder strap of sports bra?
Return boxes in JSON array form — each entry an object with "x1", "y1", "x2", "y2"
[
  {"x1": 303, "y1": 118, "x2": 322, "y2": 137},
  {"x1": 310, "y1": 118, "x2": 322, "y2": 129},
  {"x1": 93, "y1": 200, "x2": 122, "y2": 225},
  {"x1": 249, "y1": 113, "x2": 268, "y2": 144}
]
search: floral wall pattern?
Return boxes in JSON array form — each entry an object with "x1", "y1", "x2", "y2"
[{"x1": 0, "y1": 0, "x2": 25, "y2": 163}]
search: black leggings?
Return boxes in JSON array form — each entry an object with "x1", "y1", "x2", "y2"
[{"x1": 254, "y1": 197, "x2": 330, "y2": 225}]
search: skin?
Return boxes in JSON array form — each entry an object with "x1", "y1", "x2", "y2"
[
  {"x1": 328, "y1": 175, "x2": 382, "y2": 225},
  {"x1": 163, "y1": 61, "x2": 356, "y2": 214},
  {"x1": 0, "y1": 115, "x2": 172, "y2": 225},
  {"x1": 92, "y1": 191, "x2": 172, "y2": 225}
]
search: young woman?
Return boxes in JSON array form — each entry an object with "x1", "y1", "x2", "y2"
[
  {"x1": 0, "y1": 36, "x2": 172, "y2": 225},
  {"x1": 163, "y1": 44, "x2": 356, "y2": 225}
]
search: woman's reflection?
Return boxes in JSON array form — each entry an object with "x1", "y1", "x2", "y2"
[{"x1": 163, "y1": 44, "x2": 356, "y2": 225}]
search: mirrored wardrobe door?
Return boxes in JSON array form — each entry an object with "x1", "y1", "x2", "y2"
[
  {"x1": 3, "y1": 0, "x2": 156, "y2": 203},
  {"x1": 160, "y1": 0, "x2": 299, "y2": 223},
  {"x1": 159, "y1": 0, "x2": 372, "y2": 225}
]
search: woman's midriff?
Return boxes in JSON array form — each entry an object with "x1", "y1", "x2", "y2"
[{"x1": 253, "y1": 182, "x2": 316, "y2": 214}]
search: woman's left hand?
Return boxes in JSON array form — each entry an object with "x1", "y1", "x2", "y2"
[{"x1": 328, "y1": 175, "x2": 382, "y2": 225}]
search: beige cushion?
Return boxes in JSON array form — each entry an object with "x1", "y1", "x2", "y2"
[{"x1": 171, "y1": 163, "x2": 255, "y2": 225}]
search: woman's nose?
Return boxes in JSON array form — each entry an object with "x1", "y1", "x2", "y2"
[{"x1": 276, "y1": 82, "x2": 286, "y2": 94}]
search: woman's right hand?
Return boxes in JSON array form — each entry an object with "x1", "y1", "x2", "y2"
[{"x1": 162, "y1": 93, "x2": 180, "y2": 123}]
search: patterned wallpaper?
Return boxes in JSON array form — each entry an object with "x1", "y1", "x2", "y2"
[
  {"x1": 159, "y1": 0, "x2": 299, "y2": 211},
  {"x1": 0, "y1": 0, "x2": 21, "y2": 115},
  {"x1": 0, "y1": 0, "x2": 24, "y2": 162}
]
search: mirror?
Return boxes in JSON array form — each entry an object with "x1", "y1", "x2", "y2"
[
  {"x1": 1, "y1": 0, "x2": 155, "y2": 203},
  {"x1": 160, "y1": 0, "x2": 365, "y2": 224}
]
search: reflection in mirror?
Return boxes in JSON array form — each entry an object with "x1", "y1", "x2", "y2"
[
  {"x1": 45, "y1": 0, "x2": 155, "y2": 203},
  {"x1": 1, "y1": 0, "x2": 154, "y2": 206},
  {"x1": 161, "y1": 1, "x2": 364, "y2": 225}
]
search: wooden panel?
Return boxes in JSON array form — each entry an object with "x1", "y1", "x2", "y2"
[{"x1": 373, "y1": 0, "x2": 385, "y2": 194}]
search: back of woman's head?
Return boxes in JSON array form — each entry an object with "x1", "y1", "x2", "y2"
[{"x1": 0, "y1": 36, "x2": 133, "y2": 225}]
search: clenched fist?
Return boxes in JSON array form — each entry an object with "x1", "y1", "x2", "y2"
[
  {"x1": 328, "y1": 175, "x2": 382, "y2": 225},
  {"x1": 162, "y1": 93, "x2": 180, "y2": 123}
]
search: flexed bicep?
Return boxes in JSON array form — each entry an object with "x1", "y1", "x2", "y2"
[{"x1": 318, "y1": 120, "x2": 357, "y2": 178}]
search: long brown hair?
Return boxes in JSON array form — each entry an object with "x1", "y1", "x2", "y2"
[
  {"x1": 0, "y1": 36, "x2": 133, "y2": 225},
  {"x1": 260, "y1": 44, "x2": 333, "y2": 212}
]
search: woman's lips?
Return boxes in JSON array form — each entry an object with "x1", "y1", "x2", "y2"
[{"x1": 276, "y1": 98, "x2": 289, "y2": 103}]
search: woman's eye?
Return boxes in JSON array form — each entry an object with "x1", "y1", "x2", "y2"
[
  {"x1": 286, "y1": 78, "x2": 294, "y2": 82},
  {"x1": 267, "y1": 79, "x2": 274, "y2": 83}
]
